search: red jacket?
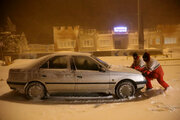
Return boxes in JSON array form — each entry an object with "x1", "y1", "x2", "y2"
[
  {"x1": 131, "y1": 57, "x2": 145, "y2": 72},
  {"x1": 143, "y1": 58, "x2": 163, "y2": 76}
]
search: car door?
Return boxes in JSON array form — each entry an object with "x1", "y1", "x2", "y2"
[
  {"x1": 39, "y1": 55, "x2": 75, "y2": 93},
  {"x1": 72, "y1": 56, "x2": 110, "y2": 93}
]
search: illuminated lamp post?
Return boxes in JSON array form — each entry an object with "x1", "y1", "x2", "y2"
[{"x1": 138, "y1": 0, "x2": 144, "y2": 49}]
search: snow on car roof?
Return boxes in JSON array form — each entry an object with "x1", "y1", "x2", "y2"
[
  {"x1": 10, "y1": 52, "x2": 91, "y2": 70},
  {"x1": 46, "y1": 51, "x2": 91, "y2": 57}
]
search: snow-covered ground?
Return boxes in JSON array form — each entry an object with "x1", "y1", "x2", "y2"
[{"x1": 0, "y1": 54, "x2": 180, "y2": 120}]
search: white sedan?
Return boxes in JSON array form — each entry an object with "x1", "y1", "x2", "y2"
[{"x1": 7, "y1": 52, "x2": 146, "y2": 99}]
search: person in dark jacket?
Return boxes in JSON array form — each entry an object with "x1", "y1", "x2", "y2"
[{"x1": 142, "y1": 52, "x2": 169, "y2": 90}]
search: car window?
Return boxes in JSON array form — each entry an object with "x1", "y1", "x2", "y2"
[
  {"x1": 91, "y1": 55, "x2": 109, "y2": 68},
  {"x1": 40, "y1": 61, "x2": 48, "y2": 68},
  {"x1": 48, "y1": 56, "x2": 67, "y2": 69},
  {"x1": 70, "y1": 57, "x2": 76, "y2": 70},
  {"x1": 73, "y1": 56, "x2": 99, "y2": 71}
]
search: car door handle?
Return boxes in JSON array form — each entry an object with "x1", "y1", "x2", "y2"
[
  {"x1": 42, "y1": 75, "x2": 47, "y2": 77},
  {"x1": 77, "y1": 76, "x2": 82, "y2": 78}
]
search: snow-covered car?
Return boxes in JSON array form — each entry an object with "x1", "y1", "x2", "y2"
[{"x1": 7, "y1": 52, "x2": 146, "y2": 99}]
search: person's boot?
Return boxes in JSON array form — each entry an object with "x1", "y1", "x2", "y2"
[{"x1": 146, "y1": 88, "x2": 153, "y2": 91}]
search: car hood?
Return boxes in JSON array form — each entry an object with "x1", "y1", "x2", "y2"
[{"x1": 109, "y1": 65, "x2": 141, "y2": 74}]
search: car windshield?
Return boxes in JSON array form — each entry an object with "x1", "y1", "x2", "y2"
[{"x1": 91, "y1": 55, "x2": 110, "y2": 68}]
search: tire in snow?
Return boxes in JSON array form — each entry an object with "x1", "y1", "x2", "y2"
[
  {"x1": 115, "y1": 81, "x2": 135, "y2": 99},
  {"x1": 25, "y1": 82, "x2": 46, "y2": 100}
]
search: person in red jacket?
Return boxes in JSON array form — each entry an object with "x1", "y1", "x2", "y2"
[
  {"x1": 131, "y1": 52, "x2": 145, "y2": 72},
  {"x1": 142, "y1": 52, "x2": 169, "y2": 90}
]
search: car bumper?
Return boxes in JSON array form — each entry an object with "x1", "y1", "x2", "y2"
[
  {"x1": 7, "y1": 81, "x2": 26, "y2": 93},
  {"x1": 136, "y1": 80, "x2": 147, "y2": 89}
]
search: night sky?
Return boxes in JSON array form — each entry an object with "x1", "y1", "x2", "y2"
[{"x1": 0, "y1": 0, "x2": 180, "y2": 44}]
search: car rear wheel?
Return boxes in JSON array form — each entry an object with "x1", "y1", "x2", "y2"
[
  {"x1": 115, "y1": 81, "x2": 135, "y2": 99},
  {"x1": 26, "y1": 82, "x2": 46, "y2": 100}
]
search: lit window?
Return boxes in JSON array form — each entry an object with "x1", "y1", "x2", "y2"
[
  {"x1": 164, "y1": 37, "x2": 176, "y2": 44},
  {"x1": 83, "y1": 39, "x2": 94, "y2": 47},
  {"x1": 57, "y1": 39, "x2": 75, "y2": 48}
]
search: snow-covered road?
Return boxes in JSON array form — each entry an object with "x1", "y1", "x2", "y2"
[{"x1": 0, "y1": 56, "x2": 180, "y2": 120}]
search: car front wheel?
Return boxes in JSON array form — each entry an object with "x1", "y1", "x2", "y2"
[
  {"x1": 115, "y1": 81, "x2": 135, "y2": 99},
  {"x1": 25, "y1": 82, "x2": 46, "y2": 100}
]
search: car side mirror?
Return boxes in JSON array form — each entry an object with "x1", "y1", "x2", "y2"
[{"x1": 99, "y1": 66, "x2": 106, "y2": 72}]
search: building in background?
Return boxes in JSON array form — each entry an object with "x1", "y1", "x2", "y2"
[
  {"x1": 28, "y1": 44, "x2": 54, "y2": 53},
  {"x1": 78, "y1": 28, "x2": 97, "y2": 52},
  {"x1": 112, "y1": 26, "x2": 129, "y2": 49},
  {"x1": 144, "y1": 29, "x2": 162, "y2": 49},
  {"x1": 128, "y1": 32, "x2": 138, "y2": 49},
  {"x1": 53, "y1": 25, "x2": 180, "y2": 53},
  {"x1": 157, "y1": 24, "x2": 180, "y2": 49},
  {"x1": 53, "y1": 26, "x2": 98, "y2": 52},
  {"x1": 128, "y1": 24, "x2": 180, "y2": 50},
  {"x1": 53, "y1": 26, "x2": 79, "y2": 51},
  {"x1": 53, "y1": 26, "x2": 129, "y2": 52},
  {"x1": 97, "y1": 30, "x2": 114, "y2": 51}
]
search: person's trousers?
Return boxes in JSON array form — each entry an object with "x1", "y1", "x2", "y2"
[{"x1": 145, "y1": 66, "x2": 169, "y2": 89}]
